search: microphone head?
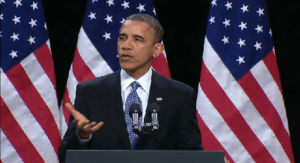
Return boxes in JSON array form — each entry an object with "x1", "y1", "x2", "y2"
[
  {"x1": 149, "y1": 103, "x2": 159, "y2": 113},
  {"x1": 129, "y1": 103, "x2": 142, "y2": 117}
]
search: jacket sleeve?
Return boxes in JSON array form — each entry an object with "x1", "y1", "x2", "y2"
[{"x1": 175, "y1": 87, "x2": 204, "y2": 150}]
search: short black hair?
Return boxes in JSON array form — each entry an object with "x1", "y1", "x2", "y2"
[{"x1": 121, "y1": 13, "x2": 164, "y2": 43}]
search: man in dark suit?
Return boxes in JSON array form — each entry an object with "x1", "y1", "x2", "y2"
[{"x1": 59, "y1": 13, "x2": 203, "y2": 162}]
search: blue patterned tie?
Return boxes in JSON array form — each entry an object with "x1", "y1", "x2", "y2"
[{"x1": 125, "y1": 81, "x2": 142, "y2": 150}]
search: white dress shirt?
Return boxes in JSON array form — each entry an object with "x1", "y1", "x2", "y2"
[
  {"x1": 78, "y1": 68, "x2": 153, "y2": 140},
  {"x1": 120, "y1": 67, "x2": 152, "y2": 123}
]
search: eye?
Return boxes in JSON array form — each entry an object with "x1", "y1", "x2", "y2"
[
  {"x1": 118, "y1": 36, "x2": 125, "y2": 40},
  {"x1": 135, "y1": 38, "x2": 143, "y2": 42}
]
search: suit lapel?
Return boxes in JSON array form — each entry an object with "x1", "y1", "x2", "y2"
[
  {"x1": 103, "y1": 70, "x2": 131, "y2": 148},
  {"x1": 144, "y1": 70, "x2": 168, "y2": 129}
]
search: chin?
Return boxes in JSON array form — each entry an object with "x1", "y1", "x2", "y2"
[{"x1": 120, "y1": 63, "x2": 136, "y2": 72}]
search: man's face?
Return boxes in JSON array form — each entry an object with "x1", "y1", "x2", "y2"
[{"x1": 118, "y1": 20, "x2": 157, "y2": 75}]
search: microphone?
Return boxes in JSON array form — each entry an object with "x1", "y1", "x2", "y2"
[
  {"x1": 129, "y1": 103, "x2": 142, "y2": 134},
  {"x1": 149, "y1": 103, "x2": 159, "y2": 130}
]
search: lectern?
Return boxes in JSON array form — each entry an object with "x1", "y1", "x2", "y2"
[{"x1": 65, "y1": 150, "x2": 224, "y2": 163}]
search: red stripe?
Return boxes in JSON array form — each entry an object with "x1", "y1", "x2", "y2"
[
  {"x1": 73, "y1": 48, "x2": 96, "y2": 83},
  {"x1": 5, "y1": 64, "x2": 61, "y2": 154},
  {"x1": 263, "y1": 51, "x2": 283, "y2": 93},
  {"x1": 151, "y1": 53, "x2": 171, "y2": 79},
  {"x1": 200, "y1": 62, "x2": 275, "y2": 162},
  {"x1": 62, "y1": 87, "x2": 72, "y2": 124},
  {"x1": 239, "y1": 71, "x2": 295, "y2": 162},
  {"x1": 34, "y1": 43, "x2": 57, "y2": 90},
  {"x1": 1, "y1": 97, "x2": 44, "y2": 163},
  {"x1": 196, "y1": 112, "x2": 234, "y2": 163}
]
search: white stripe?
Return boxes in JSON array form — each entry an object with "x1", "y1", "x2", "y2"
[
  {"x1": 67, "y1": 65, "x2": 78, "y2": 104},
  {"x1": 78, "y1": 27, "x2": 113, "y2": 77},
  {"x1": 197, "y1": 85, "x2": 253, "y2": 163},
  {"x1": 202, "y1": 37, "x2": 289, "y2": 162},
  {"x1": 1, "y1": 130, "x2": 23, "y2": 163},
  {"x1": 251, "y1": 60, "x2": 289, "y2": 133},
  {"x1": 46, "y1": 39, "x2": 52, "y2": 53},
  {"x1": 1, "y1": 70, "x2": 58, "y2": 163},
  {"x1": 21, "y1": 53, "x2": 60, "y2": 131},
  {"x1": 59, "y1": 104, "x2": 68, "y2": 138}
]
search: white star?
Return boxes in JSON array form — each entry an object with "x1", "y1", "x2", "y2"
[
  {"x1": 0, "y1": 0, "x2": 5, "y2": 4},
  {"x1": 222, "y1": 18, "x2": 230, "y2": 27},
  {"x1": 29, "y1": 19, "x2": 37, "y2": 27},
  {"x1": 153, "y1": 8, "x2": 156, "y2": 15},
  {"x1": 0, "y1": 14, "x2": 3, "y2": 20},
  {"x1": 106, "y1": 0, "x2": 114, "y2": 7},
  {"x1": 31, "y1": 2, "x2": 38, "y2": 11},
  {"x1": 88, "y1": 12, "x2": 96, "y2": 20},
  {"x1": 254, "y1": 41, "x2": 262, "y2": 50},
  {"x1": 240, "y1": 4, "x2": 249, "y2": 13},
  {"x1": 257, "y1": 8, "x2": 264, "y2": 17},
  {"x1": 237, "y1": 38, "x2": 246, "y2": 47},
  {"x1": 14, "y1": 0, "x2": 22, "y2": 8},
  {"x1": 9, "y1": 50, "x2": 18, "y2": 58},
  {"x1": 269, "y1": 29, "x2": 272, "y2": 36},
  {"x1": 104, "y1": 14, "x2": 113, "y2": 24},
  {"x1": 44, "y1": 22, "x2": 47, "y2": 30},
  {"x1": 221, "y1": 36, "x2": 229, "y2": 44},
  {"x1": 10, "y1": 32, "x2": 19, "y2": 41},
  {"x1": 92, "y1": 0, "x2": 98, "y2": 3},
  {"x1": 211, "y1": 0, "x2": 217, "y2": 7},
  {"x1": 238, "y1": 21, "x2": 247, "y2": 31},
  {"x1": 209, "y1": 16, "x2": 215, "y2": 24},
  {"x1": 236, "y1": 56, "x2": 245, "y2": 65},
  {"x1": 103, "y1": 32, "x2": 111, "y2": 41},
  {"x1": 12, "y1": 15, "x2": 21, "y2": 24},
  {"x1": 28, "y1": 36, "x2": 35, "y2": 45},
  {"x1": 225, "y1": 1, "x2": 232, "y2": 10},
  {"x1": 137, "y1": 3, "x2": 145, "y2": 12},
  {"x1": 255, "y1": 24, "x2": 263, "y2": 33},
  {"x1": 0, "y1": 31, "x2": 2, "y2": 37},
  {"x1": 120, "y1": 18, "x2": 125, "y2": 24},
  {"x1": 121, "y1": 0, "x2": 129, "y2": 9}
]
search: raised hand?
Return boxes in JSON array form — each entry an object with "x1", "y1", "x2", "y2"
[{"x1": 66, "y1": 103, "x2": 104, "y2": 139}]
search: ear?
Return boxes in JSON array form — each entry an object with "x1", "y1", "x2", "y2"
[{"x1": 152, "y1": 43, "x2": 165, "y2": 58}]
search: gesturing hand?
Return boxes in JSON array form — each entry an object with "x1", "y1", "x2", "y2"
[{"x1": 66, "y1": 103, "x2": 104, "y2": 139}]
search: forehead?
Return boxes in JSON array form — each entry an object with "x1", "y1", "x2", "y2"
[{"x1": 120, "y1": 20, "x2": 153, "y2": 36}]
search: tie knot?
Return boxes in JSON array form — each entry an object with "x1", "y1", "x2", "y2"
[{"x1": 131, "y1": 81, "x2": 140, "y2": 92}]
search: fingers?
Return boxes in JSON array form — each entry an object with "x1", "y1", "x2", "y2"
[
  {"x1": 91, "y1": 121, "x2": 104, "y2": 131},
  {"x1": 79, "y1": 121, "x2": 104, "y2": 139},
  {"x1": 65, "y1": 103, "x2": 104, "y2": 137},
  {"x1": 224, "y1": 157, "x2": 230, "y2": 163},
  {"x1": 74, "y1": 119, "x2": 90, "y2": 129},
  {"x1": 83, "y1": 121, "x2": 104, "y2": 134},
  {"x1": 66, "y1": 103, "x2": 88, "y2": 125}
]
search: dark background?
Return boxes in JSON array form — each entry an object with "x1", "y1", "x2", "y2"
[{"x1": 43, "y1": 0, "x2": 300, "y2": 161}]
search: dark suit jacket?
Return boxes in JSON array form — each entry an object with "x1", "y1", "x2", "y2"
[{"x1": 59, "y1": 70, "x2": 203, "y2": 162}]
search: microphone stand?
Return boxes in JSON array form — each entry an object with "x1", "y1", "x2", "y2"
[{"x1": 134, "y1": 122, "x2": 157, "y2": 149}]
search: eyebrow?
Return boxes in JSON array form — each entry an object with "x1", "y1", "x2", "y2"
[
  {"x1": 119, "y1": 33, "x2": 145, "y2": 40},
  {"x1": 133, "y1": 34, "x2": 145, "y2": 40}
]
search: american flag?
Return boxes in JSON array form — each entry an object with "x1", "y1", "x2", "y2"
[
  {"x1": 60, "y1": 0, "x2": 171, "y2": 135},
  {"x1": 1, "y1": 0, "x2": 61, "y2": 162},
  {"x1": 196, "y1": 0, "x2": 294, "y2": 162}
]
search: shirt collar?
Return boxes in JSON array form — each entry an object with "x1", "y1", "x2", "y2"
[{"x1": 120, "y1": 67, "x2": 152, "y2": 94}]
